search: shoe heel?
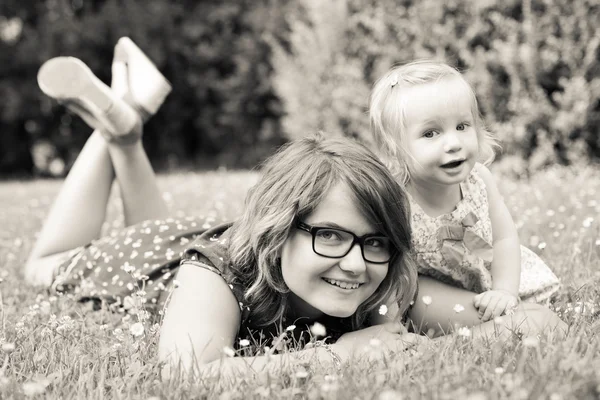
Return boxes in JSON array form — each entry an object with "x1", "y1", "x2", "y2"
[
  {"x1": 114, "y1": 37, "x2": 172, "y2": 116},
  {"x1": 38, "y1": 57, "x2": 139, "y2": 138}
]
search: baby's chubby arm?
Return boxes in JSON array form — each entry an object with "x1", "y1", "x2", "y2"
[{"x1": 474, "y1": 164, "x2": 521, "y2": 321}]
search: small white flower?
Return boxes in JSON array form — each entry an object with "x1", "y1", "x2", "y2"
[
  {"x1": 453, "y1": 304, "x2": 465, "y2": 313},
  {"x1": 379, "y1": 389, "x2": 403, "y2": 400},
  {"x1": 378, "y1": 304, "x2": 388, "y2": 315},
  {"x1": 457, "y1": 327, "x2": 471, "y2": 337},
  {"x1": 39, "y1": 301, "x2": 51, "y2": 316},
  {"x1": 495, "y1": 367, "x2": 505, "y2": 374},
  {"x1": 295, "y1": 369, "x2": 309, "y2": 379},
  {"x1": 123, "y1": 264, "x2": 135, "y2": 273},
  {"x1": 239, "y1": 339, "x2": 250, "y2": 347},
  {"x1": 1, "y1": 343, "x2": 15, "y2": 353},
  {"x1": 129, "y1": 322, "x2": 144, "y2": 337},
  {"x1": 522, "y1": 337, "x2": 539, "y2": 348},
  {"x1": 22, "y1": 381, "x2": 47, "y2": 397},
  {"x1": 310, "y1": 322, "x2": 327, "y2": 337},
  {"x1": 493, "y1": 316, "x2": 505, "y2": 324},
  {"x1": 223, "y1": 346, "x2": 236, "y2": 357},
  {"x1": 286, "y1": 324, "x2": 296, "y2": 332},
  {"x1": 421, "y1": 296, "x2": 432, "y2": 306}
]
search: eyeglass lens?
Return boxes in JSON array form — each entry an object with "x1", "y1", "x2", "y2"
[{"x1": 313, "y1": 228, "x2": 391, "y2": 263}]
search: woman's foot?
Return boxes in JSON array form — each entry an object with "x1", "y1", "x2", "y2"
[
  {"x1": 38, "y1": 57, "x2": 142, "y2": 145},
  {"x1": 111, "y1": 37, "x2": 172, "y2": 121}
]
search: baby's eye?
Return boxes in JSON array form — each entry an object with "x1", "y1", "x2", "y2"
[
  {"x1": 456, "y1": 123, "x2": 470, "y2": 131},
  {"x1": 423, "y1": 130, "x2": 438, "y2": 138}
]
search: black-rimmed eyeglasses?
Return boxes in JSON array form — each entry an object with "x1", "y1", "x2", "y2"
[{"x1": 296, "y1": 220, "x2": 394, "y2": 264}]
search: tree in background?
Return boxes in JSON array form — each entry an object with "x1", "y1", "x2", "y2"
[
  {"x1": 0, "y1": 0, "x2": 289, "y2": 177},
  {"x1": 269, "y1": 0, "x2": 370, "y2": 142},
  {"x1": 0, "y1": 0, "x2": 599, "y2": 177},
  {"x1": 269, "y1": 0, "x2": 600, "y2": 176}
]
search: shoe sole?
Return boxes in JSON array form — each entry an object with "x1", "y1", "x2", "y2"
[
  {"x1": 38, "y1": 57, "x2": 114, "y2": 112},
  {"x1": 38, "y1": 57, "x2": 138, "y2": 137}
]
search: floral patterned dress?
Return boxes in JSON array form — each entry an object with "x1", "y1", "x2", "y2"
[
  {"x1": 51, "y1": 216, "x2": 360, "y2": 350},
  {"x1": 408, "y1": 163, "x2": 560, "y2": 303}
]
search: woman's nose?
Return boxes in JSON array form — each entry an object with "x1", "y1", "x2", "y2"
[{"x1": 338, "y1": 243, "x2": 367, "y2": 274}]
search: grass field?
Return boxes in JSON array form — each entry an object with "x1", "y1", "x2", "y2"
[{"x1": 0, "y1": 165, "x2": 599, "y2": 399}]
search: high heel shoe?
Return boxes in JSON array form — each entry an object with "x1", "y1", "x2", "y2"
[
  {"x1": 38, "y1": 57, "x2": 142, "y2": 145},
  {"x1": 111, "y1": 37, "x2": 172, "y2": 121}
]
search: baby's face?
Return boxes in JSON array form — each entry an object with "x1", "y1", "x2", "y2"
[{"x1": 400, "y1": 76, "x2": 479, "y2": 189}]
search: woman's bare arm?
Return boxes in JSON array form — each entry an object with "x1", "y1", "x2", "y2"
[
  {"x1": 158, "y1": 264, "x2": 424, "y2": 380},
  {"x1": 158, "y1": 264, "x2": 242, "y2": 370}
]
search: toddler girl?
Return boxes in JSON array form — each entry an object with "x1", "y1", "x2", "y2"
[{"x1": 369, "y1": 60, "x2": 560, "y2": 322}]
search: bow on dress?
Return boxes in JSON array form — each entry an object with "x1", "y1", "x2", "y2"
[{"x1": 436, "y1": 211, "x2": 493, "y2": 268}]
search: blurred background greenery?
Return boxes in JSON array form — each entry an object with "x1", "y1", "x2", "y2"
[{"x1": 0, "y1": 0, "x2": 598, "y2": 178}]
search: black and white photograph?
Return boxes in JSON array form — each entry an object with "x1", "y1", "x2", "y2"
[{"x1": 0, "y1": 0, "x2": 598, "y2": 398}]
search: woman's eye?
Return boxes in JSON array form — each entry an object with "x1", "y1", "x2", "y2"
[
  {"x1": 366, "y1": 238, "x2": 381, "y2": 247},
  {"x1": 316, "y1": 230, "x2": 341, "y2": 241},
  {"x1": 365, "y1": 237, "x2": 387, "y2": 250}
]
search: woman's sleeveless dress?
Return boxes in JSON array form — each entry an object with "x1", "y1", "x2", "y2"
[
  {"x1": 408, "y1": 164, "x2": 560, "y2": 303},
  {"x1": 50, "y1": 216, "x2": 359, "y2": 349}
]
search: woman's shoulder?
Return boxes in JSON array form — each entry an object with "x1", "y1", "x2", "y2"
[
  {"x1": 180, "y1": 221, "x2": 251, "y2": 323},
  {"x1": 181, "y1": 222, "x2": 233, "y2": 270}
]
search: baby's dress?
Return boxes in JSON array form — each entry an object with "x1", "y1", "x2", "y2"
[{"x1": 408, "y1": 163, "x2": 560, "y2": 303}]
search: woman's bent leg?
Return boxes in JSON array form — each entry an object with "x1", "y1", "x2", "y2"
[
  {"x1": 25, "y1": 131, "x2": 115, "y2": 286},
  {"x1": 107, "y1": 140, "x2": 169, "y2": 226}
]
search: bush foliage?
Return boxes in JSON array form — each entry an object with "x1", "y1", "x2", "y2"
[{"x1": 0, "y1": 0, "x2": 598, "y2": 177}]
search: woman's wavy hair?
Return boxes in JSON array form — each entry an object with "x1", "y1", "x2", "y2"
[
  {"x1": 369, "y1": 59, "x2": 500, "y2": 185},
  {"x1": 226, "y1": 133, "x2": 417, "y2": 329}
]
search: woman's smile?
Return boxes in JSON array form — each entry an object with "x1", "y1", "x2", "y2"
[{"x1": 321, "y1": 277, "x2": 364, "y2": 290}]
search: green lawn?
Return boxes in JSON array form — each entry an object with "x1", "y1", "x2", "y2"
[{"x1": 0, "y1": 166, "x2": 599, "y2": 399}]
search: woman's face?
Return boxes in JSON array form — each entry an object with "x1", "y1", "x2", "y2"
[{"x1": 280, "y1": 182, "x2": 389, "y2": 319}]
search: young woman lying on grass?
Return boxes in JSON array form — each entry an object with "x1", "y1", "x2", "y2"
[{"x1": 26, "y1": 43, "x2": 567, "y2": 379}]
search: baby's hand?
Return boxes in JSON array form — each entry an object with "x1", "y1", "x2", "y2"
[{"x1": 473, "y1": 290, "x2": 519, "y2": 322}]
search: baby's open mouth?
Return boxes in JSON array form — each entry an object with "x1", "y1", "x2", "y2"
[{"x1": 441, "y1": 159, "x2": 464, "y2": 169}]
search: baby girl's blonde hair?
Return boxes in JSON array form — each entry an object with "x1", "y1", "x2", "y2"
[{"x1": 369, "y1": 59, "x2": 499, "y2": 184}]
